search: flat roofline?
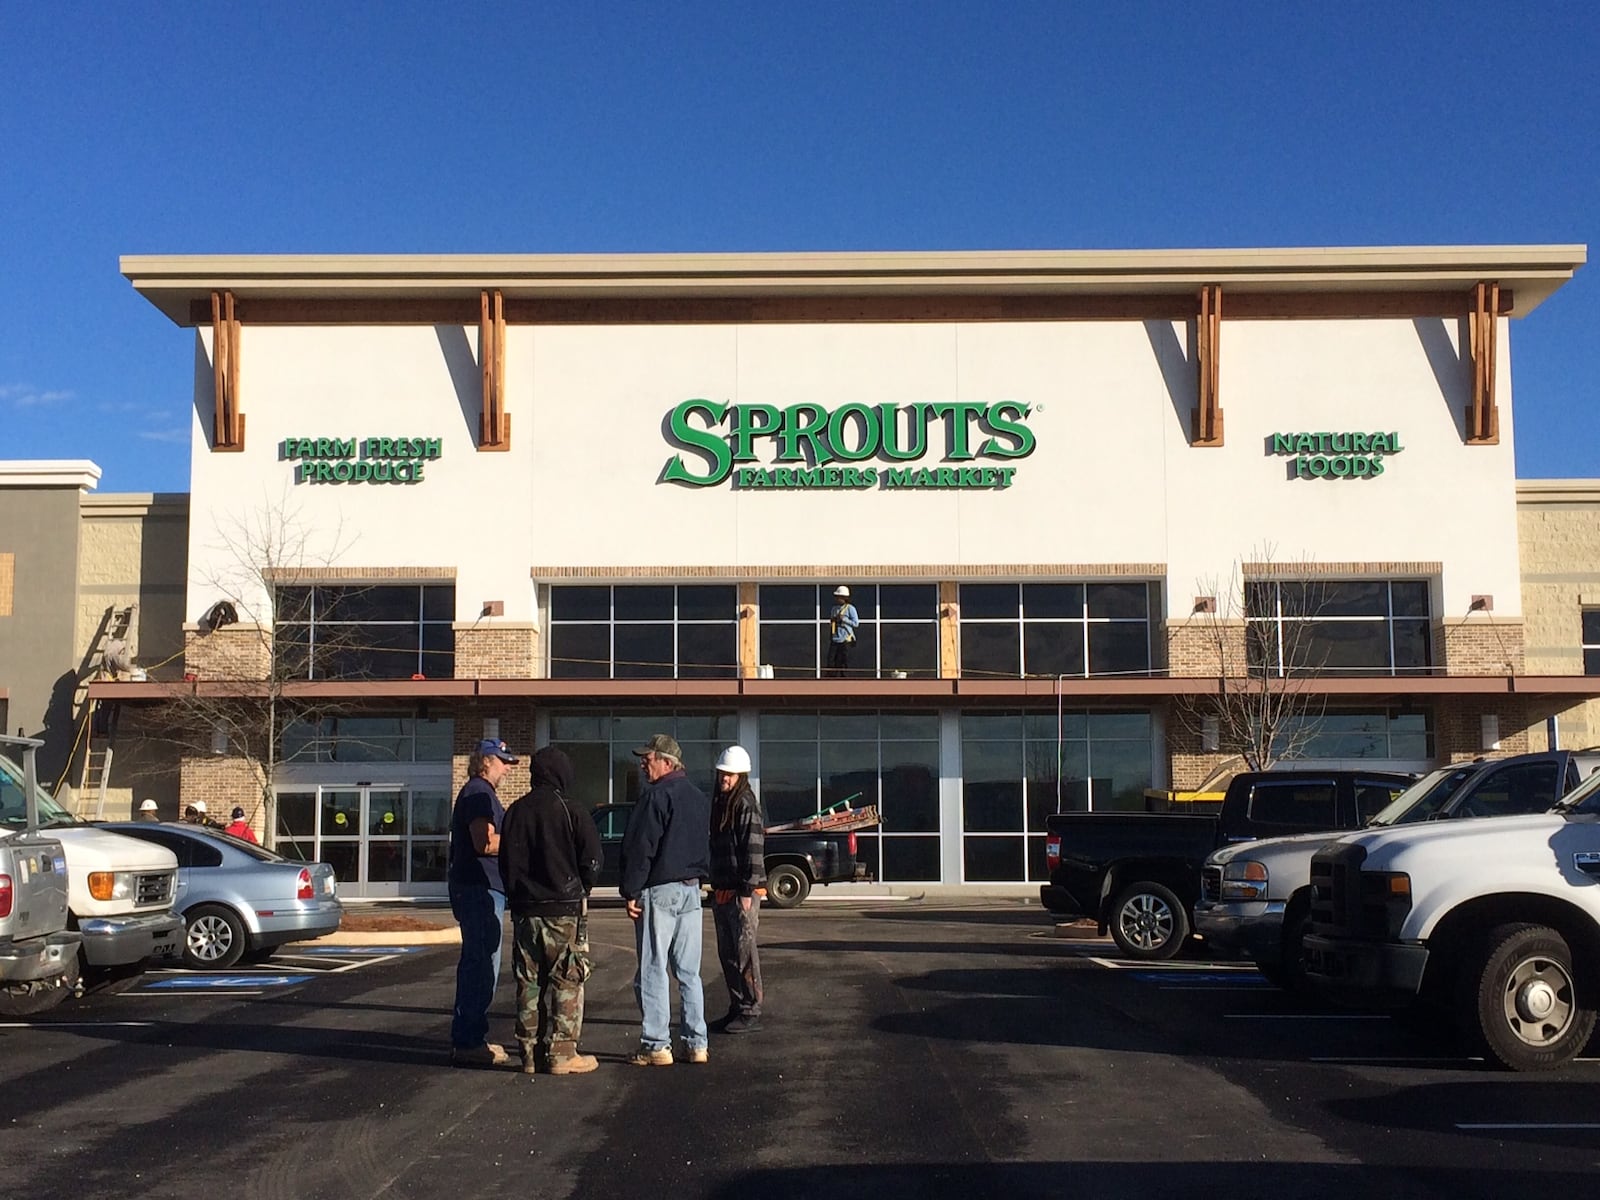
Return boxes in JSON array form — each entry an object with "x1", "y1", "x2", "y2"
[
  {"x1": 0, "y1": 461, "x2": 101, "y2": 490},
  {"x1": 122, "y1": 245, "x2": 1586, "y2": 325}
]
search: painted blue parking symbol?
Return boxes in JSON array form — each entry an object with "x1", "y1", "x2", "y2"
[{"x1": 143, "y1": 974, "x2": 316, "y2": 989}]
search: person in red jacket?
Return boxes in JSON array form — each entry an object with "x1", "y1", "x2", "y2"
[{"x1": 224, "y1": 806, "x2": 259, "y2": 844}]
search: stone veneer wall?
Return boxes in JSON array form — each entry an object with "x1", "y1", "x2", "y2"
[{"x1": 1518, "y1": 484, "x2": 1600, "y2": 748}]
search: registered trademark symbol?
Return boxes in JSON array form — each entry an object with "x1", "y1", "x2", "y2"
[{"x1": 1036, "y1": 404, "x2": 1046, "y2": 412}]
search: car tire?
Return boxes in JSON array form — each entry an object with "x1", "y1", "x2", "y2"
[
  {"x1": 184, "y1": 904, "x2": 248, "y2": 970},
  {"x1": 0, "y1": 950, "x2": 80, "y2": 1017},
  {"x1": 1109, "y1": 881, "x2": 1189, "y2": 961},
  {"x1": 765, "y1": 864, "x2": 811, "y2": 909},
  {"x1": 242, "y1": 946, "x2": 278, "y2": 964},
  {"x1": 1457, "y1": 922, "x2": 1597, "y2": 1072}
]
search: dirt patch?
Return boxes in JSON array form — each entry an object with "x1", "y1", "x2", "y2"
[{"x1": 340, "y1": 913, "x2": 452, "y2": 933}]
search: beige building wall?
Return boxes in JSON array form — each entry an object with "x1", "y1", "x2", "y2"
[{"x1": 1518, "y1": 480, "x2": 1600, "y2": 750}]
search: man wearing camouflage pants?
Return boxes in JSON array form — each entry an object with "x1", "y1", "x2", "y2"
[{"x1": 498, "y1": 746, "x2": 603, "y2": 1076}]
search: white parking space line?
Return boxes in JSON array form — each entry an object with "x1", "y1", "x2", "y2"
[
  {"x1": 1, "y1": 1021, "x2": 157, "y2": 1029},
  {"x1": 1311, "y1": 1055, "x2": 1481, "y2": 1064},
  {"x1": 1457, "y1": 1123, "x2": 1600, "y2": 1131},
  {"x1": 124, "y1": 990, "x2": 266, "y2": 997},
  {"x1": 1088, "y1": 957, "x2": 1258, "y2": 971}
]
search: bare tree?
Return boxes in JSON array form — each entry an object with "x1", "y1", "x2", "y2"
[
  {"x1": 140, "y1": 490, "x2": 365, "y2": 847},
  {"x1": 1173, "y1": 549, "x2": 1333, "y2": 773}
]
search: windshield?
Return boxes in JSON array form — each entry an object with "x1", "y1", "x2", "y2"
[
  {"x1": 0, "y1": 754, "x2": 80, "y2": 830},
  {"x1": 1366, "y1": 765, "x2": 1477, "y2": 827},
  {"x1": 1556, "y1": 766, "x2": 1600, "y2": 814}
]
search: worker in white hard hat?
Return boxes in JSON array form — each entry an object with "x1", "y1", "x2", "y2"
[
  {"x1": 826, "y1": 585, "x2": 859, "y2": 678},
  {"x1": 709, "y1": 745, "x2": 765, "y2": 1033},
  {"x1": 137, "y1": 798, "x2": 160, "y2": 822}
]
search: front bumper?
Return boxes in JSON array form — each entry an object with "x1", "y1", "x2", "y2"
[
  {"x1": 254, "y1": 900, "x2": 344, "y2": 948},
  {"x1": 0, "y1": 930, "x2": 84, "y2": 983},
  {"x1": 1193, "y1": 899, "x2": 1286, "y2": 960},
  {"x1": 1303, "y1": 933, "x2": 1429, "y2": 1004},
  {"x1": 79, "y1": 910, "x2": 185, "y2": 967}
]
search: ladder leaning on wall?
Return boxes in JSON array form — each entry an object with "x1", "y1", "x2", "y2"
[{"x1": 76, "y1": 603, "x2": 138, "y2": 819}]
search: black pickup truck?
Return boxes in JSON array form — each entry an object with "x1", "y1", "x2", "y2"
[
  {"x1": 590, "y1": 803, "x2": 867, "y2": 908},
  {"x1": 1041, "y1": 770, "x2": 1414, "y2": 959}
]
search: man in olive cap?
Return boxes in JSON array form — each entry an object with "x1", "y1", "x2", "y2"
[{"x1": 620, "y1": 734, "x2": 711, "y2": 1065}]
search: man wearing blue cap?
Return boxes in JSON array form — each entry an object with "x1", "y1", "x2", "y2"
[{"x1": 448, "y1": 736, "x2": 520, "y2": 1067}]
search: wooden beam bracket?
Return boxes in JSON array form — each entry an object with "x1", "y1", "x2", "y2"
[
  {"x1": 210, "y1": 290, "x2": 244, "y2": 451},
  {"x1": 1192, "y1": 284, "x2": 1224, "y2": 446},
  {"x1": 479, "y1": 289, "x2": 510, "y2": 450},
  {"x1": 1467, "y1": 281, "x2": 1501, "y2": 445}
]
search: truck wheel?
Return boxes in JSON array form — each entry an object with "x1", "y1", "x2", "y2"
[
  {"x1": 1458, "y1": 923, "x2": 1597, "y2": 1072},
  {"x1": 184, "y1": 904, "x2": 247, "y2": 969},
  {"x1": 765, "y1": 865, "x2": 811, "y2": 909},
  {"x1": 1260, "y1": 910, "x2": 1312, "y2": 994},
  {"x1": 1109, "y1": 881, "x2": 1189, "y2": 960},
  {"x1": 0, "y1": 953, "x2": 80, "y2": 1017}
]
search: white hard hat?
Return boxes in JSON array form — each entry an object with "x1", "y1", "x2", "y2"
[
  {"x1": 833, "y1": 586, "x2": 850, "y2": 598},
  {"x1": 193, "y1": 800, "x2": 208, "y2": 813},
  {"x1": 138, "y1": 799, "x2": 158, "y2": 813},
  {"x1": 715, "y1": 745, "x2": 753, "y2": 774}
]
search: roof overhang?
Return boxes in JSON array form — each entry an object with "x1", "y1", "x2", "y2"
[
  {"x1": 121, "y1": 245, "x2": 1586, "y2": 326},
  {"x1": 87, "y1": 674, "x2": 1600, "y2": 705}
]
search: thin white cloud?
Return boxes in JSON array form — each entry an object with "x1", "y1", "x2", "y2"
[
  {"x1": 138, "y1": 427, "x2": 190, "y2": 444},
  {"x1": 1, "y1": 383, "x2": 74, "y2": 408}
]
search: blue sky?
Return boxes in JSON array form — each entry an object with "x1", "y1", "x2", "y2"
[{"x1": 3, "y1": 4, "x2": 1597, "y2": 493}]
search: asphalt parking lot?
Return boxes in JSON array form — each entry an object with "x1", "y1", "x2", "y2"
[{"x1": 2, "y1": 902, "x2": 1597, "y2": 1200}]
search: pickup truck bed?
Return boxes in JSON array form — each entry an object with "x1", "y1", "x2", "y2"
[{"x1": 1042, "y1": 770, "x2": 1414, "y2": 960}]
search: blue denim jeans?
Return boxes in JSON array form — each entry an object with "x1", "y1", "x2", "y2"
[
  {"x1": 633, "y1": 881, "x2": 707, "y2": 1051},
  {"x1": 450, "y1": 886, "x2": 506, "y2": 1048}
]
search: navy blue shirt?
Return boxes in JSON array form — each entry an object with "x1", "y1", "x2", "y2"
[
  {"x1": 619, "y1": 768, "x2": 711, "y2": 899},
  {"x1": 448, "y1": 775, "x2": 505, "y2": 892}
]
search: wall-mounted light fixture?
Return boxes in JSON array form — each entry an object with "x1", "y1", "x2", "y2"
[
  {"x1": 1201, "y1": 715, "x2": 1221, "y2": 752},
  {"x1": 1470, "y1": 594, "x2": 1494, "y2": 612},
  {"x1": 1480, "y1": 713, "x2": 1501, "y2": 751},
  {"x1": 481, "y1": 600, "x2": 504, "y2": 617},
  {"x1": 483, "y1": 716, "x2": 500, "y2": 741},
  {"x1": 1193, "y1": 596, "x2": 1217, "y2": 614}
]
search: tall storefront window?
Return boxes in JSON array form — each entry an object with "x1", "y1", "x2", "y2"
[
  {"x1": 1276, "y1": 708, "x2": 1433, "y2": 761},
  {"x1": 547, "y1": 710, "x2": 739, "y2": 808},
  {"x1": 275, "y1": 584, "x2": 455, "y2": 680},
  {"x1": 758, "y1": 584, "x2": 939, "y2": 679},
  {"x1": 958, "y1": 583, "x2": 1157, "y2": 679},
  {"x1": 548, "y1": 585, "x2": 738, "y2": 679},
  {"x1": 758, "y1": 710, "x2": 941, "y2": 882},
  {"x1": 274, "y1": 783, "x2": 453, "y2": 892},
  {"x1": 1584, "y1": 610, "x2": 1600, "y2": 675},
  {"x1": 960, "y1": 710, "x2": 1153, "y2": 882},
  {"x1": 1245, "y1": 579, "x2": 1432, "y2": 676}
]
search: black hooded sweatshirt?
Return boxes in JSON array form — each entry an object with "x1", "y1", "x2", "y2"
[{"x1": 498, "y1": 747, "x2": 602, "y2": 917}]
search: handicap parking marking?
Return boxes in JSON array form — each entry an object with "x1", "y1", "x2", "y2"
[
  {"x1": 286, "y1": 945, "x2": 428, "y2": 956},
  {"x1": 138, "y1": 973, "x2": 318, "y2": 991}
]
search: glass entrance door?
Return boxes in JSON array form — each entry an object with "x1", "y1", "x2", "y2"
[{"x1": 274, "y1": 783, "x2": 451, "y2": 899}]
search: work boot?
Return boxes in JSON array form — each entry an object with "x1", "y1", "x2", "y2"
[
  {"x1": 518, "y1": 1041, "x2": 537, "y2": 1075},
  {"x1": 548, "y1": 1053, "x2": 599, "y2": 1075},
  {"x1": 450, "y1": 1042, "x2": 511, "y2": 1068},
  {"x1": 627, "y1": 1045, "x2": 674, "y2": 1066},
  {"x1": 680, "y1": 1043, "x2": 709, "y2": 1064},
  {"x1": 723, "y1": 1015, "x2": 762, "y2": 1035}
]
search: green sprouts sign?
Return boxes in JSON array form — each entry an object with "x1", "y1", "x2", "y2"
[
  {"x1": 1270, "y1": 431, "x2": 1403, "y2": 479},
  {"x1": 662, "y1": 399, "x2": 1037, "y2": 490},
  {"x1": 282, "y1": 436, "x2": 441, "y2": 484}
]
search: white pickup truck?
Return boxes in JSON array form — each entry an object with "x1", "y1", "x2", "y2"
[
  {"x1": 0, "y1": 743, "x2": 183, "y2": 1015},
  {"x1": 0, "y1": 738, "x2": 79, "y2": 1009},
  {"x1": 1304, "y1": 764, "x2": 1600, "y2": 1071}
]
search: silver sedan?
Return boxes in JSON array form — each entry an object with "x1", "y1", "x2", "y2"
[{"x1": 100, "y1": 823, "x2": 341, "y2": 969}]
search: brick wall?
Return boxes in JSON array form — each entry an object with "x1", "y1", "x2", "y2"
[
  {"x1": 1434, "y1": 697, "x2": 1538, "y2": 763},
  {"x1": 450, "y1": 703, "x2": 538, "y2": 796},
  {"x1": 179, "y1": 754, "x2": 264, "y2": 826},
  {"x1": 185, "y1": 625, "x2": 272, "y2": 679},
  {"x1": 454, "y1": 625, "x2": 539, "y2": 679},
  {"x1": 1439, "y1": 619, "x2": 1524, "y2": 675},
  {"x1": 1518, "y1": 487, "x2": 1600, "y2": 747},
  {"x1": 1166, "y1": 620, "x2": 1246, "y2": 678}
]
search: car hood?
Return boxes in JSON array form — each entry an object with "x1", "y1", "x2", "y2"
[
  {"x1": 53, "y1": 824, "x2": 179, "y2": 873},
  {"x1": 1209, "y1": 829, "x2": 1348, "y2": 866},
  {"x1": 1335, "y1": 811, "x2": 1569, "y2": 862}
]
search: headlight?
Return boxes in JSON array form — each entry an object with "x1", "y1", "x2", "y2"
[
  {"x1": 87, "y1": 871, "x2": 134, "y2": 901},
  {"x1": 1219, "y1": 860, "x2": 1269, "y2": 901}
]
